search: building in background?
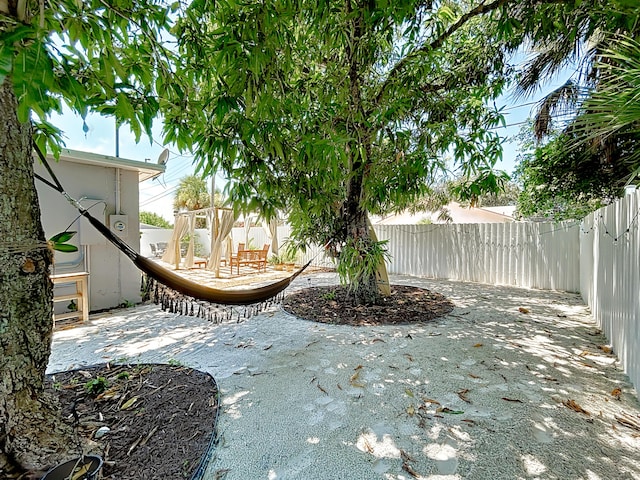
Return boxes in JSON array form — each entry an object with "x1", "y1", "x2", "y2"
[{"x1": 34, "y1": 149, "x2": 164, "y2": 312}]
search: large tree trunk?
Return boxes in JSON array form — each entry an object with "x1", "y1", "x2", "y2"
[{"x1": 0, "y1": 78, "x2": 74, "y2": 474}]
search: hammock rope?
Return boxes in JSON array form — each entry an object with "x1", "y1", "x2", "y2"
[{"x1": 33, "y1": 145, "x2": 312, "y2": 319}]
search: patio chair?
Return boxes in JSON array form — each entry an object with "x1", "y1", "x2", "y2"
[
  {"x1": 156, "y1": 242, "x2": 167, "y2": 256},
  {"x1": 150, "y1": 243, "x2": 159, "y2": 257}
]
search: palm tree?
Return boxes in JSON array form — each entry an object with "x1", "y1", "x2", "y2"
[
  {"x1": 573, "y1": 36, "x2": 640, "y2": 183},
  {"x1": 511, "y1": 1, "x2": 639, "y2": 139},
  {"x1": 173, "y1": 175, "x2": 211, "y2": 212}
]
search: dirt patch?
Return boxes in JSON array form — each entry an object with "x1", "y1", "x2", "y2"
[
  {"x1": 43, "y1": 364, "x2": 218, "y2": 480},
  {"x1": 282, "y1": 285, "x2": 454, "y2": 325}
]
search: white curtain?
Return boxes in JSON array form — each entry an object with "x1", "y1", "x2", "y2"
[
  {"x1": 262, "y1": 218, "x2": 279, "y2": 255},
  {"x1": 207, "y1": 209, "x2": 236, "y2": 276},
  {"x1": 183, "y1": 213, "x2": 196, "y2": 268},
  {"x1": 161, "y1": 215, "x2": 190, "y2": 269},
  {"x1": 269, "y1": 218, "x2": 278, "y2": 255}
]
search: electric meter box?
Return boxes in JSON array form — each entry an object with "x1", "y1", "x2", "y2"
[{"x1": 109, "y1": 214, "x2": 129, "y2": 238}]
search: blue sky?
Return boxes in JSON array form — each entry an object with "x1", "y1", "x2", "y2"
[{"x1": 50, "y1": 82, "x2": 556, "y2": 222}]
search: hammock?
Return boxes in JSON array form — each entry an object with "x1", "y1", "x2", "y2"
[{"x1": 34, "y1": 146, "x2": 310, "y2": 318}]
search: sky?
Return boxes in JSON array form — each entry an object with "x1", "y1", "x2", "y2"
[{"x1": 50, "y1": 82, "x2": 558, "y2": 222}]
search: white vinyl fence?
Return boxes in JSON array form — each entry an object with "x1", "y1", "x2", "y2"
[
  {"x1": 140, "y1": 194, "x2": 640, "y2": 394},
  {"x1": 373, "y1": 222, "x2": 581, "y2": 292},
  {"x1": 580, "y1": 191, "x2": 640, "y2": 394}
]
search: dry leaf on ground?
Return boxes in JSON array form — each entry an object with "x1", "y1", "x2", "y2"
[{"x1": 563, "y1": 399, "x2": 590, "y2": 415}]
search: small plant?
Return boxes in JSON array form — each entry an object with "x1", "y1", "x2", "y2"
[
  {"x1": 66, "y1": 299, "x2": 78, "y2": 311},
  {"x1": 118, "y1": 299, "x2": 135, "y2": 308},
  {"x1": 168, "y1": 358, "x2": 185, "y2": 367},
  {"x1": 268, "y1": 254, "x2": 282, "y2": 265},
  {"x1": 85, "y1": 376, "x2": 109, "y2": 396},
  {"x1": 322, "y1": 290, "x2": 337, "y2": 301},
  {"x1": 336, "y1": 238, "x2": 391, "y2": 303},
  {"x1": 116, "y1": 371, "x2": 130, "y2": 380}
]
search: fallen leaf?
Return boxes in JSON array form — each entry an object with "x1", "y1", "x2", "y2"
[
  {"x1": 120, "y1": 397, "x2": 138, "y2": 410},
  {"x1": 263, "y1": 344, "x2": 272, "y2": 351},
  {"x1": 473, "y1": 343, "x2": 483, "y2": 348},
  {"x1": 354, "y1": 365, "x2": 363, "y2": 371},
  {"x1": 404, "y1": 353, "x2": 414, "y2": 362},
  {"x1": 615, "y1": 414, "x2": 640, "y2": 431},
  {"x1": 611, "y1": 388, "x2": 622, "y2": 400},
  {"x1": 468, "y1": 373, "x2": 480, "y2": 379},
  {"x1": 405, "y1": 388, "x2": 414, "y2": 398},
  {"x1": 501, "y1": 397, "x2": 523, "y2": 403},
  {"x1": 402, "y1": 462, "x2": 420, "y2": 478},
  {"x1": 518, "y1": 307, "x2": 530, "y2": 314},
  {"x1": 400, "y1": 450, "x2": 415, "y2": 462},
  {"x1": 316, "y1": 383, "x2": 328, "y2": 395},
  {"x1": 457, "y1": 389, "x2": 471, "y2": 403},
  {"x1": 406, "y1": 405, "x2": 415, "y2": 416},
  {"x1": 437, "y1": 407, "x2": 464, "y2": 414},
  {"x1": 598, "y1": 345, "x2": 613, "y2": 354},
  {"x1": 563, "y1": 399, "x2": 590, "y2": 416},
  {"x1": 423, "y1": 397, "x2": 441, "y2": 405}
]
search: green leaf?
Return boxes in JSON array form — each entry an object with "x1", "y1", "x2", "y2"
[
  {"x1": 49, "y1": 231, "x2": 77, "y2": 243},
  {"x1": 52, "y1": 243, "x2": 79, "y2": 253}
]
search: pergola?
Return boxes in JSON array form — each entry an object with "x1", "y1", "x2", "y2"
[
  {"x1": 160, "y1": 207, "x2": 280, "y2": 278},
  {"x1": 161, "y1": 207, "x2": 236, "y2": 277}
]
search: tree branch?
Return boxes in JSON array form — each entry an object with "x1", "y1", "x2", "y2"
[{"x1": 373, "y1": 0, "x2": 512, "y2": 107}]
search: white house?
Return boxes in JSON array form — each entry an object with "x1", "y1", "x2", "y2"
[
  {"x1": 373, "y1": 202, "x2": 516, "y2": 225},
  {"x1": 34, "y1": 148, "x2": 164, "y2": 312}
]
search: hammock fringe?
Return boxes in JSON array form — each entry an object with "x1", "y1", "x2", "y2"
[{"x1": 142, "y1": 274, "x2": 287, "y2": 322}]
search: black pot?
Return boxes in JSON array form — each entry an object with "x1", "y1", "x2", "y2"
[{"x1": 41, "y1": 455, "x2": 103, "y2": 480}]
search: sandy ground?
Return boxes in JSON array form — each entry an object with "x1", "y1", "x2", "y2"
[{"x1": 48, "y1": 273, "x2": 640, "y2": 480}]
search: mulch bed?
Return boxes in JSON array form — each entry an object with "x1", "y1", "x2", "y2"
[
  {"x1": 44, "y1": 364, "x2": 218, "y2": 480},
  {"x1": 36, "y1": 283, "x2": 453, "y2": 479},
  {"x1": 283, "y1": 284, "x2": 454, "y2": 325}
]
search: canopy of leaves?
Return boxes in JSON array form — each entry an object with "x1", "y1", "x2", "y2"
[
  {"x1": 140, "y1": 211, "x2": 172, "y2": 228},
  {"x1": 571, "y1": 36, "x2": 640, "y2": 183},
  {"x1": 164, "y1": 0, "x2": 530, "y2": 249},
  {"x1": 173, "y1": 175, "x2": 211, "y2": 212},
  {"x1": 514, "y1": 130, "x2": 627, "y2": 221},
  {"x1": 0, "y1": 0, "x2": 181, "y2": 156},
  {"x1": 508, "y1": 0, "x2": 639, "y2": 133}
]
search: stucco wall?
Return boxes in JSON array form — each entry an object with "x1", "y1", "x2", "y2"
[{"x1": 35, "y1": 159, "x2": 142, "y2": 312}]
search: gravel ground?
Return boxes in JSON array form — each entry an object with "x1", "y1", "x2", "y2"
[{"x1": 49, "y1": 273, "x2": 640, "y2": 480}]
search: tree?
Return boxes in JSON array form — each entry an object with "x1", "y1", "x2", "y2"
[
  {"x1": 173, "y1": 175, "x2": 212, "y2": 212},
  {"x1": 0, "y1": 0, "x2": 178, "y2": 473},
  {"x1": 165, "y1": 0, "x2": 547, "y2": 304},
  {"x1": 572, "y1": 36, "x2": 640, "y2": 183},
  {"x1": 140, "y1": 211, "x2": 173, "y2": 229},
  {"x1": 513, "y1": 128, "x2": 628, "y2": 220},
  {"x1": 173, "y1": 175, "x2": 215, "y2": 228},
  {"x1": 510, "y1": 0, "x2": 639, "y2": 137}
]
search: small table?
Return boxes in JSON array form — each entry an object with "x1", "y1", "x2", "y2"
[{"x1": 51, "y1": 272, "x2": 89, "y2": 325}]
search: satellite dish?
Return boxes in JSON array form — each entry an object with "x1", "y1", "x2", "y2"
[{"x1": 157, "y1": 148, "x2": 169, "y2": 165}]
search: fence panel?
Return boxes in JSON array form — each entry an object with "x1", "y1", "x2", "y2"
[
  {"x1": 374, "y1": 222, "x2": 580, "y2": 292},
  {"x1": 580, "y1": 192, "x2": 640, "y2": 393}
]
